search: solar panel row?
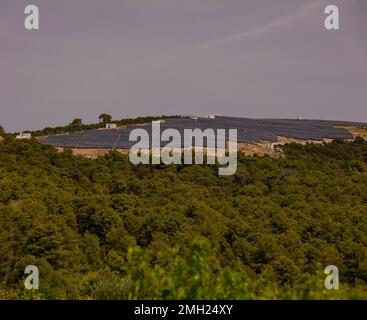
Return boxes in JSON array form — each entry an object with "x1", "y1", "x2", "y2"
[{"x1": 40, "y1": 116, "x2": 363, "y2": 149}]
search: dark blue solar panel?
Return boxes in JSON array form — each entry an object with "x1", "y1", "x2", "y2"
[{"x1": 39, "y1": 116, "x2": 364, "y2": 149}]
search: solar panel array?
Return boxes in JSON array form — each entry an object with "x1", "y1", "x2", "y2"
[{"x1": 40, "y1": 116, "x2": 366, "y2": 149}]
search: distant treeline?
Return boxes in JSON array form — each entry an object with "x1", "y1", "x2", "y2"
[{"x1": 15, "y1": 115, "x2": 185, "y2": 137}]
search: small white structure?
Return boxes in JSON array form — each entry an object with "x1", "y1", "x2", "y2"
[
  {"x1": 105, "y1": 123, "x2": 117, "y2": 129},
  {"x1": 206, "y1": 114, "x2": 223, "y2": 119},
  {"x1": 16, "y1": 132, "x2": 32, "y2": 140}
]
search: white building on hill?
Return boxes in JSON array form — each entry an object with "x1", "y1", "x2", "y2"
[
  {"x1": 16, "y1": 132, "x2": 32, "y2": 140},
  {"x1": 105, "y1": 123, "x2": 117, "y2": 129},
  {"x1": 206, "y1": 114, "x2": 223, "y2": 119}
]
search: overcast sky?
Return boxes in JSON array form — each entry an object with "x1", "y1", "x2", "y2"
[{"x1": 1, "y1": 0, "x2": 366, "y2": 132}]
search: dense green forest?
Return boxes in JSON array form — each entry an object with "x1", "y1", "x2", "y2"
[{"x1": 0, "y1": 136, "x2": 367, "y2": 299}]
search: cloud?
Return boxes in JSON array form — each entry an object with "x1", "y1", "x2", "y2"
[{"x1": 194, "y1": 0, "x2": 330, "y2": 50}]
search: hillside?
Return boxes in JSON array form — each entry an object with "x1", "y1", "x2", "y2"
[{"x1": 1, "y1": 136, "x2": 367, "y2": 299}]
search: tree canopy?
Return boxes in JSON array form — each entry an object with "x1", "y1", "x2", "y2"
[
  {"x1": 70, "y1": 118, "x2": 83, "y2": 126},
  {"x1": 98, "y1": 114, "x2": 112, "y2": 123},
  {"x1": 0, "y1": 137, "x2": 367, "y2": 299}
]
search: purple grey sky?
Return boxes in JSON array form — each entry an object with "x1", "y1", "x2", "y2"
[{"x1": 1, "y1": 0, "x2": 366, "y2": 132}]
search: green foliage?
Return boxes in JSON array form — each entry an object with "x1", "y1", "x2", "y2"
[
  {"x1": 27, "y1": 115, "x2": 185, "y2": 137},
  {"x1": 98, "y1": 114, "x2": 112, "y2": 124},
  {"x1": 125, "y1": 239, "x2": 367, "y2": 300},
  {"x1": 126, "y1": 238, "x2": 256, "y2": 299},
  {"x1": 1, "y1": 137, "x2": 367, "y2": 299},
  {"x1": 70, "y1": 118, "x2": 83, "y2": 126}
]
